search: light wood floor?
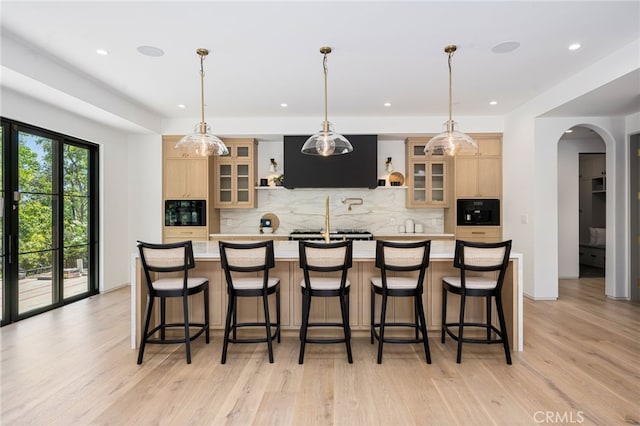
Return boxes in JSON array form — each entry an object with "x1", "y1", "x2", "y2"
[{"x1": 1, "y1": 277, "x2": 638, "y2": 425}]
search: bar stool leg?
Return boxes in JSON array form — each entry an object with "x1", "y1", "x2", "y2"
[
  {"x1": 496, "y1": 293, "x2": 512, "y2": 365},
  {"x1": 340, "y1": 291, "x2": 353, "y2": 363},
  {"x1": 183, "y1": 294, "x2": 192, "y2": 364},
  {"x1": 263, "y1": 290, "x2": 274, "y2": 364},
  {"x1": 221, "y1": 294, "x2": 235, "y2": 364},
  {"x1": 299, "y1": 290, "x2": 312, "y2": 364},
  {"x1": 377, "y1": 294, "x2": 388, "y2": 364},
  {"x1": 137, "y1": 295, "x2": 154, "y2": 365},
  {"x1": 456, "y1": 294, "x2": 466, "y2": 364}
]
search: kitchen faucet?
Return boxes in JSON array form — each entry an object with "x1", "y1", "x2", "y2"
[
  {"x1": 321, "y1": 194, "x2": 331, "y2": 243},
  {"x1": 342, "y1": 197, "x2": 363, "y2": 211}
]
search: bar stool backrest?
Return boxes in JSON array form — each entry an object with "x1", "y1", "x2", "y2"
[
  {"x1": 375, "y1": 240, "x2": 431, "y2": 290},
  {"x1": 299, "y1": 240, "x2": 352, "y2": 272},
  {"x1": 137, "y1": 240, "x2": 195, "y2": 291},
  {"x1": 219, "y1": 240, "x2": 275, "y2": 272},
  {"x1": 453, "y1": 240, "x2": 512, "y2": 289}
]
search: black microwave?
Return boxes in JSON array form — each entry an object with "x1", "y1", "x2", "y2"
[
  {"x1": 165, "y1": 200, "x2": 206, "y2": 226},
  {"x1": 457, "y1": 199, "x2": 500, "y2": 226}
]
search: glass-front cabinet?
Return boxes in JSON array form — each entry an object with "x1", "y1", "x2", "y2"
[
  {"x1": 213, "y1": 139, "x2": 256, "y2": 208},
  {"x1": 405, "y1": 137, "x2": 449, "y2": 208}
]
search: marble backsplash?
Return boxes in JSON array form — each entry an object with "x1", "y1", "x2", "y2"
[{"x1": 219, "y1": 188, "x2": 444, "y2": 234}]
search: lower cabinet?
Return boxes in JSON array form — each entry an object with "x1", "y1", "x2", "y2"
[
  {"x1": 456, "y1": 226, "x2": 502, "y2": 243},
  {"x1": 163, "y1": 227, "x2": 209, "y2": 243}
]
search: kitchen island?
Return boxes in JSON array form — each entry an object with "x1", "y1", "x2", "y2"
[{"x1": 130, "y1": 240, "x2": 523, "y2": 351}]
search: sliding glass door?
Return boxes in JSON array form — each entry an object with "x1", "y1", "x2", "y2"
[{"x1": 1, "y1": 119, "x2": 98, "y2": 325}]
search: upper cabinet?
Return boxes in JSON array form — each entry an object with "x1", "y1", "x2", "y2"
[
  {"x1": 454, "y1": 135, "x2": 502, "y2": 198},
  {"x1": 405, "y1": 138, "x2": 450, "y2": 208},
  {"x1": 163, "y1": 136, "x2": 209, "y2": 199},
  {"x1": 213, "y1": 138, "x2": 257, "y2": 208}
]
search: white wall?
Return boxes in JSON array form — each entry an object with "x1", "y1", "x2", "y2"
[
  {"x1": 504, "y1": 39, "x2": 638, "y2": 300},
  {"x1": 127, "y1": 134, "x2": 163, "y2": 250},
  {"x1": 1, "y1": 88, "x2": 136, "y2": 292},
  {"x1": 557, "y1": 135, "x2": 605, "y2": 278}
]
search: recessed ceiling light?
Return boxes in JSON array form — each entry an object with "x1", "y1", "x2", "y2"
[
  {"x1": 177, "y1": 104, "x2": 186, "y2": 109},
  {"x1": 280, "y1": 103, "x2": 288, "y2": 108},
  {"x1": 96, "y1": 49, "x2": 109, "y2": 56},
  {"x1": 384, "y1": 102, "x2": 391, "y2": 107},
  {"x1": 136, "y1": 45, "x2": 165, "y2": 57},
  {"x1": 489, "y1": 100, "x2": 498, "y2": 106},
  {"x1": 568, "y1": 43, "x2": 581, "y2": 51},
  {"x1": 491, "y1": 41, "x2": 520, "y2": 54}
]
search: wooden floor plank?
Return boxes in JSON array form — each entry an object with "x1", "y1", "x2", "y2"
[{"x1": 1, "y1": 277, "x2": 638, "y2": 425}]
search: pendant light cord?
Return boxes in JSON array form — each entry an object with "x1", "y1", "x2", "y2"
[
  {"x1": 323, "y1": 52, "x2": 329, "y2": 134},
  {"x1": 447, "y1": 48, "x2": 454, "y2": 125},
  {"x1": 199, "y1": 52, "x2": 206, "y2": 127}
]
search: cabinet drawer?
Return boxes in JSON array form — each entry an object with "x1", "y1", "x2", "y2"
[
  {"x1": 164, "y1": 227, "x2": 209, "y2": 241},
  {"x1": 456, "y1": 226, "x2": 501, "y2": 242}
]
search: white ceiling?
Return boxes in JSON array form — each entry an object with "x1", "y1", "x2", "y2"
[{"x1": 1, "y1": 1, "x2": 639, "y2": 133}]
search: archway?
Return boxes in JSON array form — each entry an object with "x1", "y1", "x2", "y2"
[{"x1": 557, "y1": 125, "x2": 607, "y2": 292}]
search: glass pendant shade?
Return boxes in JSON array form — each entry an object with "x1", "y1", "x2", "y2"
[
  {"x1": 425, "y1": 120, "x2": 477, "y2": 156},
  {"x1": 176, "y1": 123, "x2": 229, "y2": 157},
  {"x1": 301, "y1": 122, "x2": 353, "y2": 156},
  {"x1": 175, "y1": 48, "x2": 228, "y2": 157}
]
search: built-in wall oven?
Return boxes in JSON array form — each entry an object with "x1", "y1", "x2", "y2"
[
  {"x1": 165, "y1": 200, "x2": 206, "y2": 226},
  {"x1": 457, "y1": 199, "x2": 500, "y2": 226}
]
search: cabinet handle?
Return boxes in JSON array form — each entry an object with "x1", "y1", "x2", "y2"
[{"x1": 471, "y1": 231, "x2": 486, "y2": 235}]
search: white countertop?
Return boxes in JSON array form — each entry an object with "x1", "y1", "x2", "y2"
[
  {"x1": 192, "y1": 240, "x2": 521, "y2": 260},
  {"x1": 209, "y1": 232, "x2": 455, "y2": 239}
]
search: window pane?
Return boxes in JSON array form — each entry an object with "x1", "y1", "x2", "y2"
[
  {"x1": 63, "y1": 145, "x2": 89, "y2": 196},
  {"x1": 18, "y1": 250, "x2": 53, "y2": 314},
  {"x1": 18, "y1": 194, "x2": 53, "y2": 250},
  {"x1": 64, "y1": 195, "x2": 88, "y2": 246},
  {"x1": 19, "y1": 132, "x2": 53, "y2": 194},
  {"x1": 64, "y1": 245, "x2": 89, "y2": 299}
]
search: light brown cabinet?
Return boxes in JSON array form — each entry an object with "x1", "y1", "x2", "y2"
[
  {"x1": 453, "y1": 134, "x2": 503, "y2": 242},
  {"x1": 213, "y1": 138, "x2": 257, "y2": 208},
  {"x1": 162, "y1": 135, "x2": 216, "y2": 242},
  {"x1": 454, "y1": 135, "x2": 502, "y2": 198},
  {"x1": 163, "y1": 158, "x2": 208, "y2": 199},
  {"x1": 405, "y1": 138, "x2": 450, "y2": 208},
  {"x1": 455, "y1": 226, "x2": 501, "y2": 243}
]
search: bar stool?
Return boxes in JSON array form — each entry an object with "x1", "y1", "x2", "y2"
[
  {"x1": 298, "y1": 240, "x2": 353, "y2": 364},
  {"x1": 137, "y1": 240, "x2": 210, "y2": 364},
  {"x1": 370, "y1": 240, "x2": 431, "y2": 364},
  {"x1": 219, "y1": 240, "x2": 280, "y2": 364},
  {"x1": 441, "y1": 239, "x2": 512, "y2": 364}
]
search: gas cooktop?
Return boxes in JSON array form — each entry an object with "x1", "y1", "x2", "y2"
[{"x1": 289, "y1": 229, "x2": 373, "y2": 240}]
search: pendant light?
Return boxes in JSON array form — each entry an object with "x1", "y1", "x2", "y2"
[
  {"x1": 424, "y1": 45, "x2": 477, "y2": 156},
  {"x1": 301, "y1": 46, "x2": 353, "y2": 156},
  {"x1": 175, "y1": 48, "x2": 229, "y2": 157}
]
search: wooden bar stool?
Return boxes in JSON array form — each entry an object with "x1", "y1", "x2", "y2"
[
  {"x1": 137, "y1": 240, "x2": 210, "y2": 364},
  {"x1": 441, "y1": 239, "x2": 512, "y2": 364},
  {"x1": 370, "y1": 240, "x2": 431, "y2": 364},
  {"x1": 298, "y1": 240, "x2": 353, "y2": 364},
  {"x1": 219, "y1": 240, "x2": 281, "y2": 364}
]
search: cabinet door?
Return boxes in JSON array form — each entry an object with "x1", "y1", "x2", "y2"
[
  {"x1": 455, "y1": 156, "x2": 479, "y2": 197},
  {"x1": 429, "y1": 161, "x2": 447, "y2": 205},
  {"x1": 477, "y1": 157, "x2": 501, "y2": 198},
  {"x1": 410, "y1": 162, "x2": 428, "y2": 205},
  {"x1": 164, "y1": 159, "x2": 189, "y2": 198},
  {"x1": 234, "y1": 162, "x2": 252, "y2": 206},
  {"x1": 164, "y1": 158, "x2": 207, "y2": 199},
  {"x1": 477, "y1": 138, "x2": 502, "y2": 156}
]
